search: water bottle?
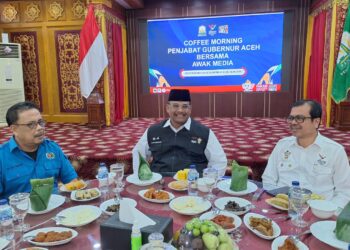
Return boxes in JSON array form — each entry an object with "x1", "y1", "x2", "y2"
[
  {"x1": 131, "y1": 222, "x2": 142, "y2": 250},
  {"x1": 187, "y1": 164, "x2": 199, "y2": 196},
  {"x1": 288, "y1": 180, "x2": 300, "y2": 219},
  {"x1": 0, "y1": 199, "x2": 14, "y2": 242},
  {"x1": 97, "y1": 162, "x2": 109, "y2": 195}
]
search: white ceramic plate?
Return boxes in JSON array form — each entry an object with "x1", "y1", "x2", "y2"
[
  {"x1": 126, "y1": 173, "x2": 162, "y2": 186},
  {"x1": 169, "y1": 196, "x2": 211, "y2": 215},
  {"x1": 140, "y1": 243, "x2": 176, "y2": 250},
  {"x1": 265, "y1": 198, "x2": 289, "y2": 211},
  {"x1": 23, "y1": 227, "x2": 78, "y2": 247},
  {"x1": 99, "y1": 198, "x2": 137, "y2": 216},
  {"x1": 199, "y1": 210, "x2": 242, "y2": 233},
  {"x1": 28, "y1": 194, "x2": 65, "y2": 215},
  {"x1": 214, "y1": 197, "x2": 251, "y2": 216},
  {"x1": 217, "y1": 179, "x2": 258, "y2": 196},
  {"x1": 56, "y1": 205, "x2": 102, "y2": 227},
  {"x1": 243, "y1": 212, "x2": 281, "y2": 240},
  {"x1": 138, "y1": 189, "x2": 175, "y2": 203},
  {"x1": 0, "y1": 238, "x2": 9, "y2": 250},
  {"x1": 20, "y1": 247, "x2": 48, "y2": 250},
  {"x1": 70, "y1": 188, "x2": 101, "y2": 202},
  {"x1": 310, "y1": 221, "x2": 349, "y2": 250},
  {"x1": 271, "y1": 235, "x2": 309, "y2": 250},
  {"x1": 59, "y1": 181, "x2": 87, "y2": 192},
  {"x1": 168, "y1": 180, "x2": 188, "y2": 191}
]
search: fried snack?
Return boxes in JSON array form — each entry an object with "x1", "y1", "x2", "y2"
[
  {"x1": 65, "y1": 180, "x2": 85, "y2": 191},
  {"x1": 268, "y1": 197, "x2": 289, "y2": 209},
  {"x1": 211, "y1": 214, "x2": 235, "y2": 229},
  {"x1": 33, "y1": 231, "x2": 72, "y2": 242},
  {"x1": 276, "y1": 193, "x2": 289, "y2": 201},
  {"x1": 144, "y1": 187, "x2": 170, "y2": 200},
  {"x1": 278, "y1": 237, "x2": 299, "y2": 250},
  {"x1": 176, "y1": 169, "x2": 190, "y2": 180},
  {"x1": 249, "y1": 217, "x2": 273, "y2": 236},
  {"x1": 169, "y1": 180, "x2": 188, "y2": 190},
  {"x1": 75, "y1": 189, "x2": 100, "y2": 200}
]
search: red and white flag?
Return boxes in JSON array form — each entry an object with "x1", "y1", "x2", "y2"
[{"x1": 79, "y1": 5, "x2": 108, "y2": 98}]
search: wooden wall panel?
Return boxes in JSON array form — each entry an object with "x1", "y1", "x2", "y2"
[{"x1": 127, "y1": 0, "x2": 310, "y2": 118}]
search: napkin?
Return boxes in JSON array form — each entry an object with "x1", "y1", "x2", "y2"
[
  {"x1": 138, "y1": 152, "x2": 153, "y2": 181},
  {"x1": 119, "y1": 199, "x2": 156, "y2": 229},
  {"x1": 29, "y1": 177, "x2": 54, "y2": 211},
  {"x1": 230, "y1": 161, "x2": 248, "y2": 191}
]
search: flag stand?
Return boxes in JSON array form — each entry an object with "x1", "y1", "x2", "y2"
[{"x1": 87, "y1": 89, "x2": 106, "y2": 129}]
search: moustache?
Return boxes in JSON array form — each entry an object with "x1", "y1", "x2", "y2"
[{"x1": 34, "y1": 132, "x2": 45, "y2": 138}]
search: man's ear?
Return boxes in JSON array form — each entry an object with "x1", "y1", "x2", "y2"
[{"x1": 313, "y1": 117, "x2": 321, "y2": 128}]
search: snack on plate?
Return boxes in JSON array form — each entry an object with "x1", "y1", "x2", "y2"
[
  {"x1": 176, "y1": 218, "x2": 237, "y2": 250},
  {"x1": 169, "y1": 180, "x2": 188, "y2": 190},
  {"x1": 34, "y1": 231, "x2": 72, "y2": 242},
  {"x1": 138, "y1": 152, "x2": 153, "y2": 181},
  {"x1": 75, "y1": 189, "x2": 99, "y2": 200},
  {"x1": 65, "y1": 180, "x2": 85, "y2": 191},
  {"x1": 144, "y1": 187, "x2": 170, "y2": 200},
  {"x1": 211, "y1": 215, "x2": 235, "y2": 229},
  {"x1": 267, "y1": 197, "x2": 289, "y2": 209},
  {"x1": 106, "y1": 204, "x2": 120, "y2": 213},
  {"x1": 230, "y1": 161, "x2": 248, "y2": 192},
  {"x1": 176, "y1": 169, "x2": 190, "y2": 180},
  {"x1": 249, "y1": 217, "x2": 273, "y2": 236},
  {"x1": 224, "y1": 201, "x2": 246, "y2": 212},
  {"x1": 310, "y1": 193, "x2": 324, "y2": 200},
  {"x1": 276, "y1": 193, "x2": 289, "y2": 201},
  {"x1": 278, "y1": 237, "x2": 299, "y2": 250}
]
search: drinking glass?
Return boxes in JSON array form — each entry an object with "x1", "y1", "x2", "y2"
[
  {"x1": 9, "y1": 193, "x2": 30, "y2": 232},
  {"x1": 202, "y1": 167, "x2": 218, "y2": 201},
  {"x1": 289, "y1": 187, "x2": 312, "y2": 228},
  {"x1": 110, "y1": 163, "x2": 125, "y2": 203}
]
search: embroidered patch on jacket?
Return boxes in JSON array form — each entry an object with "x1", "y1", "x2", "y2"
[
  {"x1": 46, "y1": 152, "x2": 55, "y2": 159},
  {"x1": 191, "y1": 137, "x2": 202, "y2": 144}
]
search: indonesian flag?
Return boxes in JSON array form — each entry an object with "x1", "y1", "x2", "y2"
[{"x1": 79, "y1": 5, "x2": 108, "y2": 98}]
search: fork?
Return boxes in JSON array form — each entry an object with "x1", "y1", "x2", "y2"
[{"x1": 252, "y1": 188, "x2": 265, "y2": 201}]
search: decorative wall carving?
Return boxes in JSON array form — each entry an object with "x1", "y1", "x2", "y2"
[
  {"x1": 72, "y1": 0, "x2": 86, "y2": 19},
  {"x1": 25, "y1": 3, "x2": 40, "y2": 22},
  {"x1": 2, "y1": 4, "x2": 17, "y2": 22},
  {"x1": 55, "y1": 30, "x2": 86, "y2": 113},
  {"x1": 10, "y1": 32, "x2": 43, "y2": 111},
  {"x1": 48, "y1": 1, "x2": 64, "y2": 20}
]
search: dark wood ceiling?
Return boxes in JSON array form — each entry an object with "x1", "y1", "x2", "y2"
[{"x1": 114, "y1": 0, "x2": 144, "y2": 9}]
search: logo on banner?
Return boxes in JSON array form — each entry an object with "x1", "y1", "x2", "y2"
[
  {"x1": 198, "y1": 25, "x2": 207, "y2": 36},
  {"x1": 208, "y1": 24, "x2": 217, "y2": 36},
  {"x1": 218, "y1": 25, "x2": 229, "y2": 34}
]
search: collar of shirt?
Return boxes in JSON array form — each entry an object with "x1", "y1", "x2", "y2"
[
  {"x1": 290, "y1": 132, "x2": 324, "y2": 149},
  {"x1": 163, "y1": 118, "x2": 191, "y2": 133},
  {"x1": 9, "y1": 136, "x2": 44, "y2": 155}
]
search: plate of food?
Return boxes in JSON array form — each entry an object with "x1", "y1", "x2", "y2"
[
  {"x1": 271, "y1": 235, "x2": 309, "y2": 250},
  {"x1": 28, "y1": 194, "x2": 65, "y2": 215},
  {"x1": 265, "y1": 193, "x2": 289, "y2": 211},
  {"x1": 217, "y1": 179, "x2": 258, "y2": 196},
  {"x1": 70, "y1": 188, "x2": 100, "y2": 202},
  {"x1": 243, "y1": 212, "x2": 281, "y2": 240},
  {"x1": 56, "y1": 205, "x2": 102, "y2": 227},
  {"x1": 214, "y1": 197, "x2": 252, "y2": 216},
  {"x1": 168, "y1": 180, "x2": 188, "y2": 191},
  {"x1": 23, "y1": 227, "x2": 78, "y2": 247},
  {"x1": 173, "y1": 169, "x2": 190, "y2": 181},
  {"x1": 126, "y1": 173, "x2": 162, "y2": 186},
  {"x1": 138, "y1": 188, "x2": 175, "y2": 203},
  {"x1": 199, "y1": 210, "x2": 242, "y2": 233},
  {"x1": 59, "y1": 180, "x2": 87, "y2": 192},
  {"x1": 169, "y1": 196, "x2": 211, "y2": 215},
  {"x1": 99, "y1": 198, "x2": 137, "y2": 216}
]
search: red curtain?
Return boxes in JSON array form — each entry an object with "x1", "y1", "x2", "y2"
[
  {"x1": 112, "y1": 23, "x2": 124, "y2": 123},
  {"x1": 307, "y1": 11, "x2": 327, "y2": 102}
]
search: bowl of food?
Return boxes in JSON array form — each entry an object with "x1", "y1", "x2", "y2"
[
  {"x1": 197, "y1": 178, "x2": 209, "y2": 193},
  {"x1": 308, "y1": 200, "x2": 337, "y2": 219}
]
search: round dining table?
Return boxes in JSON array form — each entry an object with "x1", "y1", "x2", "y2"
[{"x1": 15, "y1": 177, "x2": 339, "y2": 250}]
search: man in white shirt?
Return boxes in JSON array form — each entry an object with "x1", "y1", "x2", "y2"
[
  {"x1": 132, "y1": 89, "x2": 227, "y2": 177},
  {"x1": 262, "y1": 100, "x2": 350, "y2": 208}
]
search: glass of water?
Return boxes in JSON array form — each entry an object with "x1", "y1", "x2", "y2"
[
  {"x1": 203, "y1": 167, "x2": 218, "y2": 201},
  {"x1": 289, "y1": 187, "x2": 311, "y2": 228},
  {"x1": 9, "y1": 193, "x2": 30, "y2": 232},
  {"x1": 110, "y1": 163, "x2": 125, "y2": 203}
]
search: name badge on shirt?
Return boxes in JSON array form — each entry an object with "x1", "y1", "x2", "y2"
[
  {"x1": 316, "y1": 153, "x2": 327, "y2": 166},
  {"x1": 150, "y1": 137, "x2": 162, "y2": 144},
  {"x1": 191, "y1": 137, "x2": 202, "y2": 144},
  {"x1": 46, "y1": 152, "x2": 55, "y2": 159}
]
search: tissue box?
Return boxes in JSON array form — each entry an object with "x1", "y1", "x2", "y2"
[{"x1": 100, "y1": 213, "x2": 173, "y2": 250}]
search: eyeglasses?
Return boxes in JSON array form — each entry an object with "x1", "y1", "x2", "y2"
[
  {"x1": 286, "y1": 115, "x2": 312, "y2": 123},
  {"x1": 168, "y1": 103, "x2": 191, "y2": 111},
  {"x1": 14, "y1": 119, "x2": 46, "y2": 129}
]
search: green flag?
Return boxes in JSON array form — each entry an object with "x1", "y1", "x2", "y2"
[{"x1": 332, "y1": 7, "x2": 350, "y2": 103}]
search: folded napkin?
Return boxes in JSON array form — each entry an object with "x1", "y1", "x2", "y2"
[
  {"x1": 230, "y1": 161, "x2": 248, "y2": 192},
  {"x1": 30, "y1": 177, "x2": 54, "y2": 211},
  {"x1": 119, "y1": 198, "x2": 155, "y2": 229},
  {"x1": 138, "y1": 152, "x2": 153, "y2": 181}
]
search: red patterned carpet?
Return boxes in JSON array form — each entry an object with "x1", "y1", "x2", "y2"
[{"x1": 1, "y1": 118, "x2": 350, "y2": 180}]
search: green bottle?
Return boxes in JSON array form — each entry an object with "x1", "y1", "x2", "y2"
[{"x1": 131, "y1": 223, "x2": 142, "y2": 250}]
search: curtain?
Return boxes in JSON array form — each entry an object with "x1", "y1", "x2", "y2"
[
  {"x1": 112, "y1": 23, "x2": 125, "y2": 123},
  {"x1": 307, "y1": 11, "x2": 327, "y2": 102}
]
